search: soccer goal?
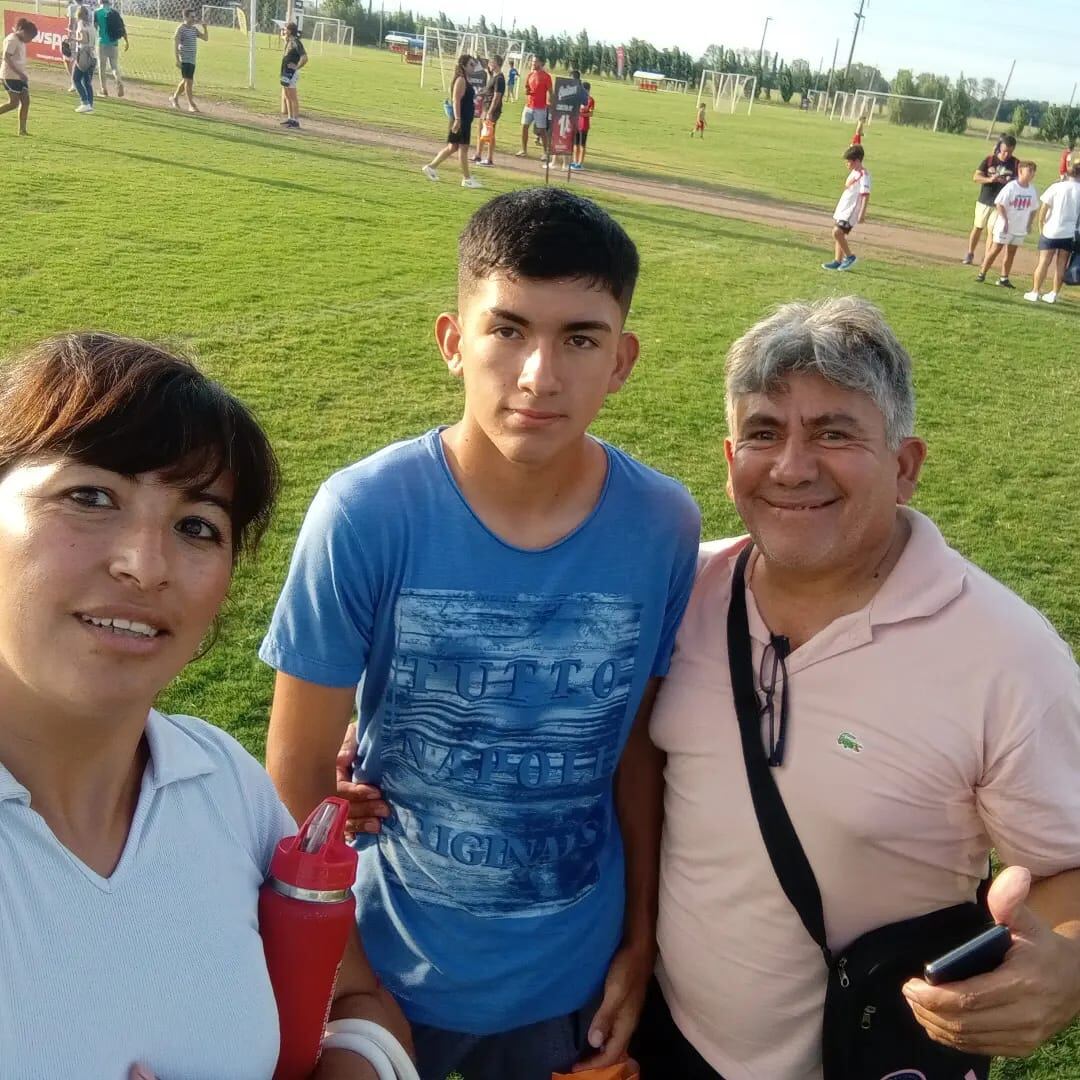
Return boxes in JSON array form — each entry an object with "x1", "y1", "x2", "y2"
[
  {"x1": 307, "y1": 15, "x2": 353, "y2": 54},
  {"x1": 807, "y1": 89, "x2": 829, "y2": 112},
  {"x1": 201, "y1": 3, "x2": 241, "y2": 28},
  {"x1": 697, "y1": 70, "x2": 756, "y2": 115},
  {"x1": 829, "y1": 91, "x2": 853, "y2": 121},
  {"x1": 471, "y1": 31, "x2": 524, "y2": 69},
  {"x1": 419, "y1": 28, "x2": 523, "y2": 90},
  {"x1": 849, "y1": 88, "x2": 944, "y2": 132}
]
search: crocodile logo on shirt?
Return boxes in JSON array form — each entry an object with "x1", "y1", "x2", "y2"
[{"x1": 837, "y1": 731, "x2": 863, "y2": 753}]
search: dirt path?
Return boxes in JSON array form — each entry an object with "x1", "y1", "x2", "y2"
[{"x1": 38, "y1": 70, "x2": 1043, "y2": 275}]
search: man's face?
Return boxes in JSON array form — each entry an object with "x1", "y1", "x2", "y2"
[
  {"x1": 724, "y1": 372, "x2": 925, "y2": 577},
  {"x1": 997, "y1": 145, "x2": 1013, "y2": 162},
  {"x1": 436, "y1": 274, "x2": 639, "y2": 468},
  {"x1": 532, "y1": 58, "x2": 543, "y2": 72}
]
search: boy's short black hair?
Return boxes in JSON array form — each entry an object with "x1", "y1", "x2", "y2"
[
  {"x1": 844, "y1": 144, "x2": 865, "y2": 162},
  {"x1": 458, "y1": 188, "x2": 639, "y2": 316}
]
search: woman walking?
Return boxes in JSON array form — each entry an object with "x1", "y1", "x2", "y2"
[
  {"x1": 72, "y1": 5, "x2": 96, "y2": 113},
  {"x1": 1025, "y1": 154, "x2": 1080, "y2": 305},
  {"x1": 420, "y1": 54, "x2": 482, "y2": 189},
  {"x1": 279, "y1": 21, "x2": 306, "y2": 129}
]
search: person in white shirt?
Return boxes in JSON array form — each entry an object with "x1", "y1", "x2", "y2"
[
  {"x1": 977, "y1": 161, "x2": 1038, "y2": 288},
  {"x1": 1026, "y1": 155, "x2": 1080, "y2": 304},
  {"x1": 64, "y1": 0, "x2": 79, "y2": 89},
  {"x1": 72, "y1": 5, "x2": 97, "y2": 113},
  {"x1": 0, "y1": 332, "x2": 414, "y2": 1080},
  {"x1": 821, "y1": 143, "x2": 871, "y2": 272},
  {"x1": 0, "y1": 18, "x2": 36, "y2": 135}
]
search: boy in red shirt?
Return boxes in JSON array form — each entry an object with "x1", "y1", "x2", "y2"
[
  {"x1": 572, "y1": 83, "x2": 595, "y2": 170},
  {"x1": 517, "y1": 56, "x2": 552, "y2": 161}
]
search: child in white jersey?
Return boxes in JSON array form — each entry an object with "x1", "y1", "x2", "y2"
[
  {"x1": 822, "y1": 144, "x2": 871, "y2": 272},
  {"x1": 977, "y1": 160, "x2": 1038, "y2": 289}
]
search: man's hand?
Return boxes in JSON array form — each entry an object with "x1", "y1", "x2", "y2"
[
  {"x1": 572, "y1": 943, "x2": 654, "y2": 1072},
  {"x1": 902, "y1": 866, "x2": 1080, "y2": 1057},
  {"x1": 336, "y1": 721, "x2": 389, "y2": 839}
]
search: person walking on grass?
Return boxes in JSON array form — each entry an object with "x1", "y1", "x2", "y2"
[
  {"x1": 170, "y1": 9, "x2": 207, "y2": 114},
  {"x1": 94, "y1": 0, "x2": 127, "y2": 99},
  {"x1": 822, "y1": 143, "x2": 870, "y2": 272},
  {"x1": 691, "y1": 100, "x2": 706, "y2": 138},
  {"x1": 517, "y1": 55, "x2": 552, "y2": 161},
  {"x1": 279, "y1": 21, "x2": 306, "y2": 129},
  {"x1": 421, "y1": 54, "x2": 482, "y2": 189},
  {"x1": 1025, "y1": 154, "x2": 1080, "y2": 305},
  {"x1": 0, "y1": 18, "x2": 35, "y2": 136},
  {"x1": 506, "y1": 60, "x2": 518, "y2": 102},
  {"x1": 72, "y1": 6, "x2": 97, "y2": 113},
  {"x1": 976, "y1": 160, "x2": 1038, "y2": 288},
  {"x1": 963, "y1": 134, "x2": 1018, "y2": 264}
]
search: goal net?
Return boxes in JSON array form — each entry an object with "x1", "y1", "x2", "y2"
[
  {"x1": 849, "y1": 88, "x2": 944, "y2": 131},
  {"x1": 807, "y1": 89, "x2": 829, "y2": 112},
  {"x1": 829, "y1": 90, "x2": 853, "y2": 121},
  {"x1": 307, "y1": 15, "x2": 354, "y2": 55},
  {"x1": 201, "y1": 3, "x2": 241, "y2": 29},
  {"x1": 419, "y1": 27, "x2": 523, "y2": 91},
  {"x1": 697, "y1": 70, "x2": 756, "y2": 114}
]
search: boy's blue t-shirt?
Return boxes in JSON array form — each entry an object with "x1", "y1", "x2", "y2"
[{"x1": 260, "y1": 429, "x2": 700, "y2": 1034}]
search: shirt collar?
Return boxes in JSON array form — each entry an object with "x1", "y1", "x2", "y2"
[{"x1": 0, "y1": 709, "x2": 217, "y2": 804}]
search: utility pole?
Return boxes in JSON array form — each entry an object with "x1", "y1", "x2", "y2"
[
  {"x1": 843, "y1": 0, "x2": 866, "y2": 81},
  {"x1": 986, "y1": 59, "x2": 1016, "y2": 141},
  {"x1": 824, "y1": 37, "x2": 839, "y2": 102},
  {"x1": 756, "y1": 15, "x2": 773, "y2": 83}
]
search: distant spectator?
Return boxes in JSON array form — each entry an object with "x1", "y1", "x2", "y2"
[
  {"x1": 421, "y1": 54, "x2": 482, "y2": 188},
  {"x1": 170, "y1": 9, "x2": 208, "y2": 114},
  {"x1": 517, "y1": 56, "x2": 552, "y2": 161},
  {"x1": 572, "y1": 81, "x2": 595, "y2": 170},
  {"x1": 976, "y1": 160, "x2": 1038, "y2": 288},
  {"x1": 279, "y1": 21, "x2": 306, "y2": 129},
  {"x1": 691, "y1": 100, "x2": 706, "y2": 138},
  {"x1": 506, "y1": 60, "x2": 518, "y2": 101},
  {"x1": 473, "y1": 55, "x2": 504, "y2": 167},
  {"x1": 72, "y1": 6, "x2": 97, "y2": 113},
  {"x1": 963, "y1": 134, "x2": 1018, "y2": 264},
  {"x1": 1025, "y1": 154, "x2": 1080, "y2": 305},
  {"x1": 0, "y1": 17, "x2": 36, "y2": 135},
  {"x1": 64, "y1": 0, "x2": 78, "y2": 91},
  {"x1": 1060, "y1": 139, "x2": 1075, "y2": 180},
  {"x1": 94, "y1": 0, "x2": 127, "y2": 99}
]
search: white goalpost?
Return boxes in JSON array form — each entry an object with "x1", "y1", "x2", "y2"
[
  {"x1": 201, "y1": 3, "x2": 241, "y2": 28},
  {"x1": 696, "y1": 70, "x2": 756, "y2": 115},
  {"x1": 419, "y1": 27, "x2": 523, "y2": 90},
  {"x1": 829, "y1": 90, "x2": 853, "y2": 121},
  {"x1": 849, "y1": 88, "x2": 944, "y2": 132},
  {"x1": 307, "y1": 15, "x2": 354, "y2": 54}
]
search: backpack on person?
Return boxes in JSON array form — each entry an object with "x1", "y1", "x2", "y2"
[{"x1": 105, "y1": 7, "x2": 125, "y2": 40}]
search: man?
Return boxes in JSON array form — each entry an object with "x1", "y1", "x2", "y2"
[
  {"x1": 0, "y1": 17, "x2": 35, "y2": 135},
  {"x1": 170, "y1": 9, "x2": 207, "y2": 113},
  {"x1": 636, "y1": 296, "x2": 1080, "y2": 1078},
  {"x1": 94, "y1": 0, "x2": 127, "y2": 98},
  {"x1": 517, "y1": 55, "x2": 552, "y2": 162},
  {"x1": 963, "y1": 134, "x2": 1018, "y2": 264},
  {"x1": 261, "y1": 188, "x2": 700, "y2": 1080},
  {"x1": 473, "y1": 55, "x2": 504, "y2": 167}
]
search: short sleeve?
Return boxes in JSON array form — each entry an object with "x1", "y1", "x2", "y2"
[
  {"x1": 259, "y1": 481, "x2": 378, "y2": 688},
  {"x1": 994, "y1": 184, "x2": 1009, "y2": 206},
  {"x1": 859, "y1": 172, "x2": 871, "y2": 194},
  {"x1": 650, "y1": 499, "x2": 703, "y2": 678},
  {"x1": 976, "y1": 681, "x2": 1080, "y2": 878}
]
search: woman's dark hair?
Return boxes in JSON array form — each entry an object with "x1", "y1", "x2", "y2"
[
  {"x1": 454, "y1": 53, "x2": 471, "y2": 81},
  {"x1": 458, "y1": 187, "x2": 640, "y2": 316},
  {"x1": 0, "y1": 333, "x2": 279, "y2": 560},
  {"x1": 284, "y1": 20, "x2": 299, "y2": 36}
]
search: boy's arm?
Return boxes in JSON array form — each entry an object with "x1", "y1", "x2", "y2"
[
  {"x1": 576, "y1": 678, "x2": 665, "y2": 1070},
  {"x1": 173, "y1": 25, "x2": 181, "y2": 60},
  {"x1": 857, "y1": 192, "x2": 870, "y2": 223},
  {"x1": 266, "y1": 672, "x2": 358, "y2": 823},
  {"x1": 198, "y1": 23, "x2": 208, "y2": 40}
]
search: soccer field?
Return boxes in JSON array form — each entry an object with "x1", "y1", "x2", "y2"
[{"x1": 3, "y1": 84, "x2": 1078, "y2": 1078}]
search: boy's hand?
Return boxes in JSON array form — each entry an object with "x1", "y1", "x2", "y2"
[{"x1": 336, "y1": 722, "x2": 390, "y2": 838}]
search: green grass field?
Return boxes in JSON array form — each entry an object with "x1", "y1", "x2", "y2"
[{"x1": 2, "y1": 79, "x2": 1078, "y2": 1078}]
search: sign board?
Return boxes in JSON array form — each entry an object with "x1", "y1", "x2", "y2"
[
  {"x1": 616, "y1": 45, "x2": 625, "y2": 79},
  {"x1": 291, "y1": 0, "x2": 304, "y2": 31},
  {"x1": 2, "y1": 10, "x2": 68, "y2": 64},
  {"x1": 550, "y1": 76, "x2": 583, "y2": 157},
  {"x1": 467, "y1": 58, "x2": 488, "y2": 97}
]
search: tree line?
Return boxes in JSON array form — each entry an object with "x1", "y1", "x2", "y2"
[{"x1": 318, "y1": 1, "x2": 1078, "y2": 142}]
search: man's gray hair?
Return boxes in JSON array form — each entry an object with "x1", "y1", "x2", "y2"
[{"x1": 724, "y1": 296, "x2": 916, "y2": 449}]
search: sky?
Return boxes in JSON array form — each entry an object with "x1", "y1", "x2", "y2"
[{"x1": 444, "y1": 0, "x2": 1079, "y2": 104}]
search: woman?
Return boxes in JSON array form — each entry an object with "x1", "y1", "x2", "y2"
[
  {"x1": 1025, "y1": 154, "x2": 1080, "y2": 305},
  {"x1": 0, "y1": 333, "x2": 412, "y2": 1079},
  {"x1": 280, "y1": 21, "x2": 307, "y2": 130},
  {"x1": 420, "y1": 54, "x2": 482, "y2": 189},
  {"x1": 72, "y1": 4, "x2": 96, "y2": 113}
]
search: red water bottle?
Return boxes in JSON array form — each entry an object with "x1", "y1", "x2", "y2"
[{"x1": 260, "y1": 797, "x2": 359, "y2": 1080}]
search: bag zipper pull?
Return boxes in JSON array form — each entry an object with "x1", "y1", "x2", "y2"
[{"x1": 838, "y1": 957, "x2": 850, "y2": 988}]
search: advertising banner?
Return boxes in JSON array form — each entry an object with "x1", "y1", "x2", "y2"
[{"x1": 549, "y1": 76, "x2": 583, "y2": 157}]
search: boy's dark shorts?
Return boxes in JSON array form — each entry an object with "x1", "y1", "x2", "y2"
[
  {"x1": 574, "y1": 130, "x2": 588, "y2": 146},
  {"x1": 834, "y1": 218, "x2": 854, "y2": 234},
  {"x1": 2, "y1": 79, "x2": 28, "y2": 94},
  {"x1": 180, "y1": 62, "x2": 196, "y2": 79}
]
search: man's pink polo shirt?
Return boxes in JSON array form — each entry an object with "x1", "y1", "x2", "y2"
[{"x1": 650, "y1": 508, "x2": 1080, "y2": 1080}]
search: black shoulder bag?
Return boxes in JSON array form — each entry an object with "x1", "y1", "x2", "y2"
[{"x1": 728, "y1": 545, "x2": 993, "y2": 1080}]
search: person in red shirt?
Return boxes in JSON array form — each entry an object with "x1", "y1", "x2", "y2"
[
  {"x1": 572, "y1": 83, "x2": 595, "y2": 170},
  {"x1": 851, "y1": 113, "x2": 866, "y2": 145},
  {"x1": 517, "y1": 55, "x2": 552, "y2": 161},
  {"x1": 1060, "y1": 140, "x2": 1074, "y2": 179}
]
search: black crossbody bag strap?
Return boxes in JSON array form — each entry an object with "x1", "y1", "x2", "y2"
[{"x1": 727, "y1": 544, "x2": 832, "y2": 964}]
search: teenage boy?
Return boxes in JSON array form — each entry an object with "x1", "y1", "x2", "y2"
[
  {"x1": 963, "y1": 134, "x2": 1018, "y2": 264},
  {"x1": 261, "y1": 188, "x2": 700, "y2": 1080},
  {"x1": 473, "y1": 55, "x2": 504, "y2": 166},
  {"x1": 94, "y1": 0, "x2": 127, "y2": 98},
  {"x1": 977, "y1": 160, "x2": 1038, "y2": 288},
  {"x1": 822, "y1": 144, "x2": 870, "y2": 271},
  {"x1": 692, "y1": 101, "x2": 705, "y2": 138},
  {"x1": 170, "y1": 10, "x2": 207, "y2": 113},
  {"x1": 571, "y1": 82, "x2": 595, "y2": 170},
  {"x1": 0, "y1": 18, "x2": 36, "y2": 136},
  {"x1": 517, "y1": 56, "x2": 552, "y2": 161}
]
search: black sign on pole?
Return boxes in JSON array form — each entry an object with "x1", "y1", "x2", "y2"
[{"x1": 550, "y1": 76, "x2": 583, "y2": 167}]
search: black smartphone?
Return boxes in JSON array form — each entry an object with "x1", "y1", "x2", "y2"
[{"x1": 923, "y1": 924, "x2": 1012, "y2": 985}]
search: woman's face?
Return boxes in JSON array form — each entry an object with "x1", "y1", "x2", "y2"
[{"x1": 0, "y1": 456, "x2": 234, "y2": 722}]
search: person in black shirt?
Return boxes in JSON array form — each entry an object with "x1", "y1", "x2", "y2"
[
  {"x1": 279, "y1": 21, "x2": 307, "y2": 130},
  {"x1": 474, "y1": 56, "x2": 506, "y2": 167},
  {"x1": 421, "y1": 54, "x2": 482, "y2": 188},
  {"x1": 964, "y1": 134, "x2": 1018, "y2": 263}
]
